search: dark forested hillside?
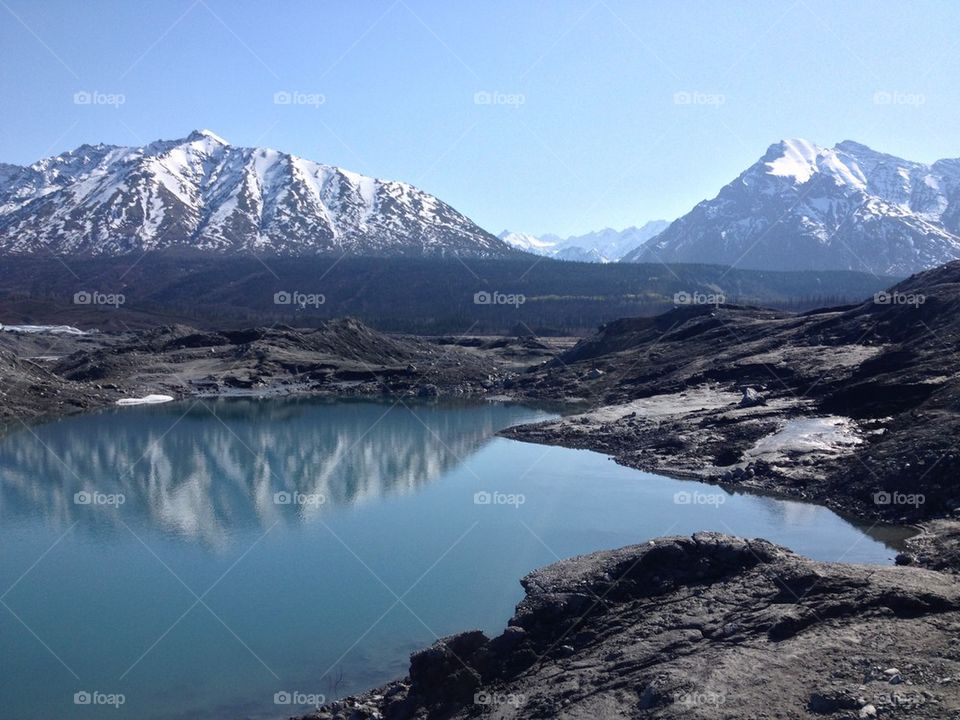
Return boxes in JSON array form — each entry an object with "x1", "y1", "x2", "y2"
[{"x1": 0, "y1": 253, "x2": 897, "y2": 334}]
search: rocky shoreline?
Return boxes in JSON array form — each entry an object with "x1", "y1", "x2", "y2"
[
  {"x1": 301, "y1": 534, "x2": 960, "y2": 719},
  {"x1": 0, "y1": 319, "x2": 571, "y2": 430}
]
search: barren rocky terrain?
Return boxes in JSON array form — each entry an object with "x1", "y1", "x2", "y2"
[{"x1": 0, "y1": 319, "x2": 571, "y2": 430}]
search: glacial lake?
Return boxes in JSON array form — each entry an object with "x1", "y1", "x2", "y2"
[{"x1": 0, "y1": 398, "x2": 908, "y2": 719}]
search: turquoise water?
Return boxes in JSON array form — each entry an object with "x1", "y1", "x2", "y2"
[{"x1": 0, "y1": 398, "x2": 902, "y2": 719}]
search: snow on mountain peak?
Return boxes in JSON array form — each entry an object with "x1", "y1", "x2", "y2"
[
  {"x1": 186, "y1": 129, "x2": 229, "y2": 145},
  {"x1": 630, "y1": 138, "x2": 960, "y2": 275},
  {"x1": 760, "y1": 138, "x2": 869, "y2": 190},
  {"x1": 0, "y1": 132, "x2": 510, "y2": 258},
  {"x1": 498, "y1": 230, "x2": 558, "y2": 253},
  {"x1": 499, "y1": 220, "x2": 670, "y2": 262},
  {"x1": 765, "y1": 138, "x2": 823, "y2": 183},
  {"x1": 834, "y1": 139, "x2": 876, "y2": 155}
]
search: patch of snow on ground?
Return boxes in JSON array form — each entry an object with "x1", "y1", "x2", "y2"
[
  {"x1": 746, "y1": 416, "x2": 862, "y2": 461},
  {"x1": 0, "y1": 323, "x2": 87, "y2": 335},
  {"x1": 746, "y1": 344, "x2": 885, "y2": 371},
  {"x1": 116, "y1": 394, "x2": 174, "y2": 406},
  {"x1": 567, "y1": 385, "x2": 744, "y2": 426}
]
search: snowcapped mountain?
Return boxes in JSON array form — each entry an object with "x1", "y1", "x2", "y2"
[
  {"x1": 497, "y1": 231, "x2": 562, "y2": 255},
  {"x1": 626, "y1": 139, "x2": 960, "y2": 275},
  {"x1": 0, "y1": 130, "x2": 511, "y2": 257},
  {"x1": 499, "y1": 220, "x2": 669, "y2": 263}
]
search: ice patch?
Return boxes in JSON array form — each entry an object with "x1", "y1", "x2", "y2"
[
  {"x1": 561, "y1": 385, "x2": 743, "y2": 426},
  {"x1": 116, "y1": 394, "x2": 174, "y2": 406},
  {"x1": 746, "y1": 416, "x2": 861, "y2": 460},
  {"x1": 0, "y1": 323, "x2": 87, "y2": 335}
]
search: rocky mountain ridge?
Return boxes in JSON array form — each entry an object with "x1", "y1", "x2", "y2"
[{"x1": 0, "y1": 130, "x2": 510, "y2": 257}]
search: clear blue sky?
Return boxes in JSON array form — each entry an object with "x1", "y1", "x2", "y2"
[{"x1": 1, "y1": 0, "x2": 958, "y2": 237}]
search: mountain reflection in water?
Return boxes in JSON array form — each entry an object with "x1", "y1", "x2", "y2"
[{"x1": 0, "y1": 398, "x2": 555, "y2": 546}]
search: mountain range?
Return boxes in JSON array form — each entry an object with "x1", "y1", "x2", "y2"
[
  {"x1": 626, "y1": 139, "x2": 960, "y2": 275},
  {"x1": 4, "y1": 133, "x2": 960, "y2": 276},
  {"x1": 499, "y1": 221, "x2": 670, "y2": 263},
  {"x1": 0, "y1": 130, "x2": 510, "y2": 257}
]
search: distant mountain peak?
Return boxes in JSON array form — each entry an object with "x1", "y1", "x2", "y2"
[
  {"x1": 627, "y1": 139, "x2": 960, "y2": 274},
  {"x1": 834, "y1": 139, "x2": 876, "y2": 153},
  {"x1": 499, "y1": 220, "x2": 670, "y2": 263},
  {"x1": 186, "y1": 128, "x2": 229, "y2": 144},
  {"x1": 0, "y1": 131, "x2": 510, "y2": 258}
]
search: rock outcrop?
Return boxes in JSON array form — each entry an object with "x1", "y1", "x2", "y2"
[{"x1": 304, "y1": 534, "x2": 960, "y2": 719}]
